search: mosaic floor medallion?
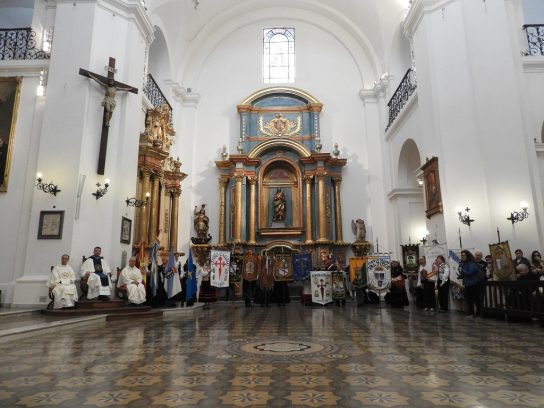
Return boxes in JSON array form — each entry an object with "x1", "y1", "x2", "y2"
[{"x1": 228, "y1": 338, "x2": 337, "y2": 362}]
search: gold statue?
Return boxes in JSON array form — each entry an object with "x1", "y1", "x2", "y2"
[{"x1": 273, "y1": 188, "x2": 286, "y2": 222}]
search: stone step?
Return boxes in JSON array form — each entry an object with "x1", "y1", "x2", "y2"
[
  {"x1": 75, "y1": 300, "x2": 126, "y2": 309},
  {"x1": 106, "y1": 310, "x2": 163, "y2": 321},
  {"x1": 42, "y1": 306, "x2": 152, "y2": 316}
]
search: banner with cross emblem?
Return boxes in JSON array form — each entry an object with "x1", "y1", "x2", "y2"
[
  {"x1": 210, "y1": 250, "x2": 230, "y2": 288},
  {"x1": 310, "y1": 271, "x2": 332, "y2": 305}
]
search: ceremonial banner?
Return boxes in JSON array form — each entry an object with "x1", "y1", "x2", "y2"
[
  {"x1": 448, "y1": 249, "x2": 463, "y2": 284},
  {"x1": 164, "y1": 251, "x2": 182, "y2": 299},
  {"x1": 242, "y1": 252, "x2": 259, "y2": 281},
  {"x1": 367, "y1": 255, "x2": 392, "y2": 292},
  {"x1": 186, "y1": 250, "x2": 197, "y2": 301},
  {"x1": 230, "y1": 253, "x2": 243, "y2": 283},
  {"x1": 489, "y1": 242, "x2": 515, "y2": 281},
  {"x1": 349, "y1": 257, "x2": 367, "y2": 288},
  {"x1": 149, "y1": 241, "x2": 159, "y2": 296},
  {"x1": 210, "y1": 250, "x2": 230, "y2": 288},
  {"x1": 258, "y1": 256, "x2": 275, "y2": 289},
  {"x1": 423, "y1": 243, "x2": 448, "y2": 264},
  {"x1": 401, "y1": 244, "x2": 419, "y2": 274},
  {"x1": 292, "y1": 253, "x2": 312, "y2": 282},
  {"x1": 273, "y1": 254, "x2": 293, "y2": 281},
  {"x1": 311, "y1": 271, "x2": 332, "y2": 305},
  {"x1": 331, "y1": 271, "x2": 346, "y2": 300}
]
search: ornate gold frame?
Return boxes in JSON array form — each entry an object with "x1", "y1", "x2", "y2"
[
  {"x1": 421, "y1": 156, "x2": 443, "y2": 218},
  {"x1": 0, "y1": 77, "x2": 21, "y2": 192}
]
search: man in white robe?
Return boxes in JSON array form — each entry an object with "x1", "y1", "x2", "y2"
[
  {"x1": 80, "y1": 246, "x2": 115, "y2": 300},
  {"x1": 118, "y1": 257, "x2": 146, "y2": 304},
  {"x1": 48, "y1": 254, "x2": 78, "y2": 308}
]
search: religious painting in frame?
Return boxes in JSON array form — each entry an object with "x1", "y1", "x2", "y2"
[
  {"x1": 401, "y1": 244, "x2": 419, "y2": 275},
  {"x1": 37, "y1": 210, "x2": 64, "y2": 239},
  {"x1": 489, "y1": 241, "x2": 515, "y2": 281},
  {"x1": 421, "y1": 156, "x2": 443, "y2": 218},
  {"x1": 0, "y1": 77, "x2": 22, "y2": 192},
  {"x1": 120, "y1": 216, "x2": 132, "y2": 244}
]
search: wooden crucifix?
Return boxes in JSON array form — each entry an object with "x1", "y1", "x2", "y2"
[{"x1": 79, "y1": 57, "x2": 138, "y2": 175}]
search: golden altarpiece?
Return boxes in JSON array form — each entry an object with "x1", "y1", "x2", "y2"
[
  {"x1": 132, "y1": 104, "x2": 187, "y2": 252},
  {"x1": 209, "y1": 87, "x2": 351, "y2": 268}
]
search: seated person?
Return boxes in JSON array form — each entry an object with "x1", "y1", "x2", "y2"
[
  {"x1": 118, "y1": 257, "x2": 146, "y2": 305},
  {"x1": 48, "y1": 254, "x2": 78, "y2": 309},
  {"x1": 80, "y1": 246, "x2": 115, "y2": 300}
]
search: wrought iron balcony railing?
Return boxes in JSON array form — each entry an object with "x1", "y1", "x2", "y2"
[
  {"x1": 0, "y1": 28, "x2": 50, "y2": 60},
  {"x1": 143, "y1": 73, "x2": 172, "y2": 114},
  {"x1": 523, "y1": 24, "x2": 544, "y2": 56},
  {"x1": 386, "y1": 68, "x2": 417, "y2": 131}
]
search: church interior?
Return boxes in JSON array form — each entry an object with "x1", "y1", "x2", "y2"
[{"x1": 1, "y1": 0, "x2": 544, "y2": 407}]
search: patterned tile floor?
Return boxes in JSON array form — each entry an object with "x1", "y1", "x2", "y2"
[{"x1": 1, "y1": 303, "x2": 543, "y2": 407}]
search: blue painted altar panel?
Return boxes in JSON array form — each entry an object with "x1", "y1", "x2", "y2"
[{"x1": 253, "y1": 95, "x2": 307, "y2": 108}]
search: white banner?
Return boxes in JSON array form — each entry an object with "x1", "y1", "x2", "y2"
[
  {"x1": 423, "y1": 243, "x2": 448, "y2": 264},
  {"x1": 210, "y1": 250, "x2": 230, "y2": 288},
  {"x1": 311, "y1": 271, "x2": 332, "y2": 305},
  {"x1": 367, "y1": 255, "x2": 391, "y2": 292}
]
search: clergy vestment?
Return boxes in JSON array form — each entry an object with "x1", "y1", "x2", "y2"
[
  {"x1": 81, "y1": 256, "x2": 114, "y2": 299},
  {"x1": 118, "y1": 266, "x2": 146, "y2": 304},
  {"x1": 48, "y1": 264, "x2": 78, "y2": 308}
]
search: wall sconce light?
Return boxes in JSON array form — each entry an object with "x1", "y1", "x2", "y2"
[
  {"x1": 92, "y1": 179, "x2": 110, "y2": 200},
  {"x1": 507, "y1": 201, "x2": 529, "y2": 224},
  {"x1": 126, "y1": 192, "x2": 150, "y2": 207},
  {"x1": 36, "y1": 172, "x2": 61, "y2": 196},
  {"x1": 417, "y1": 177, "x2": 423, "y2": 186},
  {"x1": 456, "y1": 206, "x2": 475, "y2": 227}
]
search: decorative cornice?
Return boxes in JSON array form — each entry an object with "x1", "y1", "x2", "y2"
[
  {"x1": 58, "y1": 0, "x2": 155, "y2": 45},
  {"x1": 165, "y1": 80, "x2": 201, "y2": 107},
  {"x1": 522, "y1": 57, "x2": 544, "y2": 73},
  {"x1": 359, "y1": 73, "x2": 392, "y2": 103},
  {"x1": 404, "y1": 0, "x2": 457, "y2": 39},
  {"x1": 387, "y1": 188, "x2": 424, "y2": 200},
  {"x1": 0, "y1": 60, "x2": 49, "y2": 77},
  {"x1": 240, "y1": 86, "x2": 321, "y2": 105}
]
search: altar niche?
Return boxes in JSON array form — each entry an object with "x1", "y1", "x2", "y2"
[{"x1": 259, "y1": 158, "x2": 302, "y2": 235}]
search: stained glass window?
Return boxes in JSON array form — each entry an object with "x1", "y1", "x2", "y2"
[{"x1": 263, "y1": 28, "x2": 295, "y2": 83}]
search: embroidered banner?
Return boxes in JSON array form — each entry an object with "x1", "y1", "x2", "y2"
[
  {"x1": 311, "y1": 271, "x2": 332, "y2": 305},
  {"x1": 331, "y1": 271, "x2": 346, "y2": 300},
  {"x1": 367, "y1": 255, "x2": 391, "y2": 292},
  {"x1": 210, "y1": 250, "x2": 230, "y2": 288},
  {"x1": 242, "y1": 252, "x2": 260, "y2": 281},
  {"x1": 349, "y1": 257, "x2": 367, "y2": 288},
  {"x1": 273, "y1": 254, "x2": 293, "y2": 281},
  {"x1": 258, "y1": 256, "x2": 275, "y2": 289},
  {"x1": 229, "y1": 253, "x2": 243, "y2": 283},
  {"x1": 292, "y1": 253, "x2": 312, "y2": 282}
]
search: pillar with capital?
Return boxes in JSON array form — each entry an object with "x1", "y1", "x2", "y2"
[
  {"x1": 316, "y1": 171, "x2": 328, "y2": 242},
  {"x1": 332, "y1": 176, "x2": 343, "y2": 243},
  {"x1": 218, "y1": 177, "x2": 229, "y2": 245},
  {"x1": 233, "y1": 174, "x2": 245, "y2": 243},
  {"x1": 148, "y1": 172, "x2": 161, "y2": 244},
  {"x1": 169, "y1": 188, "x2": 181, "y2": 252},
  {"x1": 304, "y1": 175, "x2": 314, "y2": 243},
  {"x1": 138, "y1": 168, "x2": 152, "y2": 244},
  {"x1": 247, "y1": 176, "x2": 257, "y2": 244}
]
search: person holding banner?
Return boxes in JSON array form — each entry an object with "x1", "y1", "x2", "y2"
[
  {"x1": 198, "y1": 259, "x2": 216, "y2": 309},
  {"x1": 153, "y1": 251, "x2": 177, "y2": 307},
  {"x1": 387, "y1": 260, "x2": 409, "y2": 308}
]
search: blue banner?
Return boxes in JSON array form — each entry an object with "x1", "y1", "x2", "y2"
[
  {"x1": 293, "y1": 253, "x2": 312, "y2": 282},
  {"x1": 186, "y1": 250, "x2": 197, "y2": 301}
]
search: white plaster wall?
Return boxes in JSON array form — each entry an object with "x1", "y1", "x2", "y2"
[
  {"x1": 523, "y1": 0, "x2": 544, "y2": 23},
  {"x1": 179, "y1": 18, "x2": 379, "y2": 252},
  {"x1": 0, "y1": 7, "x2": 33, "y2": 28}
]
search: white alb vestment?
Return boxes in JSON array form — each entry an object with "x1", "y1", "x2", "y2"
[
  {"x1": 80, "y1": 257, "x2": 114, "y2": 299},
  {"x1": 118, "y1": 266, "x2": 146, "y2": 304},
  {"x1": 48, "y1": 264, "x2": 78, "y2": 308}
]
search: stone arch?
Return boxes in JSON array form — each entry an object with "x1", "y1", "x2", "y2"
[
  {"x1": 148, "y1": 26, "x2": 171, "y2": 90},
  {"x1": 397, "y1": 138, "x2": 421, "y2": 188}
]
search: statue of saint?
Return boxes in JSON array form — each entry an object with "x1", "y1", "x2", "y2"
[
  {"x1": 272, "y1": 188, "x2": 286, "y2": 222},
  {"x1": 193, "y1": 205, "x2": 209, "y2": 238},
  {"x1": 351, "y1": 219, "x2": 366, "y2": 242}
]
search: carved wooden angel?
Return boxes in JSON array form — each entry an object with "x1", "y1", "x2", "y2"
[{"x1": 351, "y1": 219, "x2": 366, "y2": 243}]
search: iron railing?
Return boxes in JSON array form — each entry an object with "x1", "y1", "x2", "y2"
[
  {"x1": 143, "y1": 73, "x2": 172, "y2": 114},
  {"x1": 484, "y1": 280, "x2": 544, "y2": 324},
  {"x1": 0, "y1": 28, "x2": 50, "y2": 60},
  {"x1": 523, "y1": 24, "x2": 544, "y2": 56},
  {"x1": 386, "y1": 68, "x2": 417, "y2": 131}
]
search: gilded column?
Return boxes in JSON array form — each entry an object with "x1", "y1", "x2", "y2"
[
  {"x1": 139, "y1": 169, "x2": 152, "y2": 244},
  {"x1": 247, "y1": 176, "x2": 257, "y2": 244},
  {"x1": 233, "y1": 174, "x2": 244, "y2": 243},
  {"x1": 170, "y1": 189, "x2": 181, "y2": 252},
  {"x1": 332, "y1": 176, "x2": 343, "y2": 243},
  {"x1": 218, "y1": 178, "x2": 228, "y2": 245},
  {"x1": 316, "y1": 171, "x2": 327, "y2": 242},
  {"x1": 148, "y1": 172, "x2": 161, "y2": 244},
  {"x1": 304, "y1": 175, "x2": 313, "y2": 243}
]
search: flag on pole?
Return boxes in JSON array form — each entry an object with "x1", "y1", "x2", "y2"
[
  {"x1": 164, "y1": 251, "x2": 182, "y2": 299},
  {"x1": 186, "y1": 249, "x2": 197, "y2": 302},
  {"x1": 137, "y1": 241, "x2": 147, "y2": 285},
  {"x1": 149, "y1": 241, "x2": 159, "y2": 297}
]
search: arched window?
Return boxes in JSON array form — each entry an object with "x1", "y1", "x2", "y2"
[{"x1": 263, "y1": 28, "x2": 295, "y2": 83}]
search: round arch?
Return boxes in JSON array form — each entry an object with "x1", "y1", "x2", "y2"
[
  {"x1": 397, "y1": 138, "x2": 421, "y2": 188},
  {"x1": 248, "y1": 139, "x2": 312, "y2": 159}
]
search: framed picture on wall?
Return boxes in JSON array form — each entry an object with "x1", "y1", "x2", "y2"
[
  {"x1": 120, "y1": 217, "x2": 132, "y2": 244},
  {"x1": 421, "y1": 156, "x2": 443, "y2": 218},
  {"x1": 0, "y1": 77, "x2": 22, "y2": 192},
  {"x1": 38, "y1": 210, "x2": 65, "y2": 239}
]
